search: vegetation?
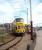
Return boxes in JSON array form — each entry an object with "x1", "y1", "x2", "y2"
[
  {"x1": 0, "y1": 31, "x2": 5, "y2": 37},
  {"x1": 0, "y1": 31, "x2": 5, "y2": 42},
  {"x1": 12, "y1": 27, "x2": 15, "y2": 33}
]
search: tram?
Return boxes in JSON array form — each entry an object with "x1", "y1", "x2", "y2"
[{"x1": 12, "y1": 18, "x2": 25, "y2": 36}]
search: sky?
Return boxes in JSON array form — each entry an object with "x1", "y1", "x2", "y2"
[{"x1": 0, "y1": 0, "x2": 42, "y2": 27}]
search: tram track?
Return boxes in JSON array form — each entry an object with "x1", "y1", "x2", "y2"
[
  {"x1": 0, "y1": 36, "x2": 23, "y2": 50},
  {"x1": 6, "y1": 36, "x2": 23, "y2": 50},
  {"x1": 0, "y1": 37, "x2": 16, "y2": 46}
]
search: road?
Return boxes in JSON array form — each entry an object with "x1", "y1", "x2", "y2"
[{"x1": 34, "y1": 30, "x2": 42, "y2": 50}]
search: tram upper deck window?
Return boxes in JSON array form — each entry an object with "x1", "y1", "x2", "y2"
[{"x1": 15, "y1": 18, "x2": 24, "y2": 22}]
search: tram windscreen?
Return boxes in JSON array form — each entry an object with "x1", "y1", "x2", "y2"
[{"x1": 15, "y1": 18, "x2": 24, "y2": 22}]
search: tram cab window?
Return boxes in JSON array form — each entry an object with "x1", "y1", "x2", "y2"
[{"x1": 15, "y1": 18, "x2": 24, "y2": 22}]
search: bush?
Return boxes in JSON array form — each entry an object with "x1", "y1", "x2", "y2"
[{"x1": 0, "y1": 31, "x2": 5, "y2": 37}]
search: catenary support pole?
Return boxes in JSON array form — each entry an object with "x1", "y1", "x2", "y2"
[{"x1": 29, "y1": 0, "x2": 33, "y2": 40}]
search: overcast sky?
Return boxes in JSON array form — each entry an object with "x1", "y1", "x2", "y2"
[{"x1": 0, "y1": 0, "x2": 42, "y2": 27}]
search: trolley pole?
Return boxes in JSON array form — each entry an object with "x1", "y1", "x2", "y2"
[{"x1": 29, "y1": 0, "x2": 33, "y2": 40}]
